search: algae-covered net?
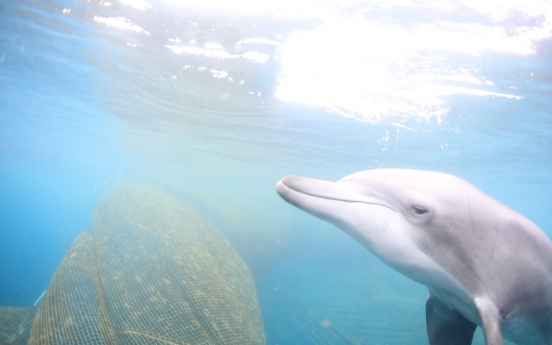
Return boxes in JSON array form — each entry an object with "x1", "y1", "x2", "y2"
[
  {"x1": 0, "y1": 307, "x2": 37, "y2": 345},
  {"x1": 27, "y1": 184, "x2": 265, "y2": 345}
]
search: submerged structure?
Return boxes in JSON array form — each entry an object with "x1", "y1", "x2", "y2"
[
  {"x1": 2, "y1": 184, "x2": 265, "y2": 345},
  {"x1": 0, "y1": 307, "x2": 37, "y2": 345}
]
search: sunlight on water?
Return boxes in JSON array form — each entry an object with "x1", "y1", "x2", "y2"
[
  {"x1": 164, "y1": 44, "x2": 270, "y2": 63},
  {"x1": 162, "y1": 0, "x2": 322, "y2": 15},
  {"x1": 93, "y1": 16, "x2": 151, "y2": 35},
  {"x1": 116, "y1": 0, "x2": 153, "y2": 11},
  {"x1": 274, "y1": 0, "x2": 552, "y2": 123},
  {"x1": 97, "y1": 0, "x2": 552, "y2": 124},
  {"x1": 40, "y1": 0, "x2": 550, "y2": 170}
]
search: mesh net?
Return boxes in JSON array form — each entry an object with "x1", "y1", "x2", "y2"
[
  {"x1": 0, "y1": 307, "x2": 37, "y2": 345},
  {"x1": 28, "y1": 184, "x2": 265, "y2": 345}
]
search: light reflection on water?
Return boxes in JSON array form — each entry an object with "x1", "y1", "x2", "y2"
[
  {"x1": 2, "y1": 0, "x2": 551, "y2": 179},
  {"x1": 68, "y1": 0, "x2": 550, "y2": 172},
  {"x1": 89, "y1": 0, "x2": 552, "y2": 125},
  {"x1": 88, "y1": 0, "x2": 552, "y2": 124},
  {"x1": 274, "y1": 2, "x2": 550, "y2": 122}
]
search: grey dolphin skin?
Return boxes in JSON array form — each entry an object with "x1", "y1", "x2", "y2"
[{"x1": 276, "y1": 169, "x2": 552, "y2": 345}]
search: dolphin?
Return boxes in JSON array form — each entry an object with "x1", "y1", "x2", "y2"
[{"x1": 276, "y1": 169, "x2": 552, "y2": 345}]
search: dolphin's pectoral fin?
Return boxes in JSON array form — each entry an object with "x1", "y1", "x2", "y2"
[
  {"x1": 426, "y1": 293, "x2": 477, "y2": 345},
  {"x1": 474, "y1": 297, "x2": 503, "y2": 345}
]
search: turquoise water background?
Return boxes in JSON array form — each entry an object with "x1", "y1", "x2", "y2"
[{"x1": 1, "y1": 0, "x2": 552, "y2": 344}]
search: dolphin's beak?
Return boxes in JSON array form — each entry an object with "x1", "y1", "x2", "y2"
[
  {"x1": 277, "y1": 175, "x2": 343, "y2": 201},
  {"x1": 276, "y1": 175, "x2": 395, "y2": 212}
]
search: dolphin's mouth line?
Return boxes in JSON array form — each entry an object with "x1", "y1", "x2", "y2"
[{"x1": 279, "y1": 180, "x2": 397, "y2": 213}]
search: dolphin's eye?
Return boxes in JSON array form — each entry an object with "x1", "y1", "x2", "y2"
[{"x1": 412, "y1": 205, "x2": 428, "y2": 215}]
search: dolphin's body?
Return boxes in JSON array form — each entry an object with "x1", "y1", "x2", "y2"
[{"x1": 276, "y1": 169, "x2": 552, "y2": 345}]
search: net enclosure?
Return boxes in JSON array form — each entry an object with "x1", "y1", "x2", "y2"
[
  {"x1": 0, "y1": 307, "x2": 37, "y2": 345},
  {"x1": 27, "y1": 184, "x2": 265, "y2": 345}
]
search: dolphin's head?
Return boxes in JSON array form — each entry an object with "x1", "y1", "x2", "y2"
[{"x1": 276, "y1": 169, "x2": 475, "y2": 285}]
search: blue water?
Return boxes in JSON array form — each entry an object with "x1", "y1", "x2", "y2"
[{"x1": 1, "y1": 0, "x2": 552, "y2": 344}]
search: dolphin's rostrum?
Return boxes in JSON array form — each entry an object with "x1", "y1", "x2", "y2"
[{"x1": 276, "y1": 169, "x2": 552, "y2": 345}]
